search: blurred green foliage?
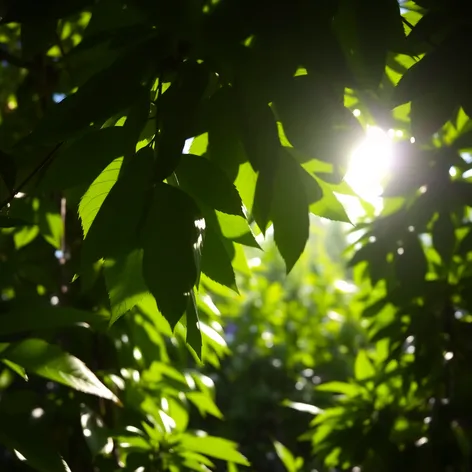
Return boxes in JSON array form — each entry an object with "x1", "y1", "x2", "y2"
[{"x1": 0, "y1": 1, "x2": 470, "y2": 472}]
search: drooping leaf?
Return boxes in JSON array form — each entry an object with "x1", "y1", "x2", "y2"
[
  {"x1": 199, "y1": 210, "x2": 237, "y2": 290},
  {"x1": 274, "y1": 441, "x2": 299, "y2": 472},
  {"x1": 2, "y1": 339, "x2": 119, "y2": 403},
  {"x1": 141, "y1": 183, "x2": 202, "y2": 328},
  {"x1": 236, "y1": 86, "x2": 281, "y2": 231},
  {"x1": 316, "y1": 381, "x2": 363, "y2": 396},
  {"x1": 179, "y1": 434, "x2": 249, "y2": 466},
  {"x1": 82, "y1": 146, "x2": 154, "y2": 264},
  {"x1": 410, "y1": 86, "x2": 459, "y2": 140},
  {"x1": 207, "y1": 87, "x2": 247, "y2": 181},
  {"x1": 175, "y1": 154, "x2": 244, "y2": 216},
  {"x1": 354, "y1": 350, "x2": 376, "y2": 381},
  {"x1": 79, "y1": 157, "x2": 122, "y2": 238},
  {"x1": 273, "y1": 75, "x2": 362, "y2": 167},
  {"x1": 335, "y1": 0, "x2": 405, "y2": 88},
  {"x1": 271, "y1": 150, "x2": 310, "y2": 273},
  {"x1": 104, "y1": 249, "x2": 148, "y2": 326}
]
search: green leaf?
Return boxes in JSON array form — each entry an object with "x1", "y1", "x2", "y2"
[
  {"x1": 38, "y1": 127, "x2": 128, "y2": 192},
  {"x1": 432, "y1": 212, "x2": 456, "y2": 264},
  {"x1": 273, "y1": 76, "x2": 362, "y2": 167},
  {"x1": 104, "y1": 249, "x2": 148, "y2": 326},
  {"x1": 207, "y1": 87, "x2": 247, "y2": 181},
  {"x1": 14, "y1": 226, "x2": 39, "y2": 249},
  {"x1": 273, "y1": 441, "x2": 298, "y2": 472},
  {"x1": 200, "y1": 220, "x2": 237, "y2": 291},
  {"x1": 0, "y1": 301, "x2": 109, "y2": 336},
  {"x1": 0, "y1": 413, "x2": 70, "y2": 472},
  {"x1": 354, "y1": 350, "x2": 376, "y2": 381},
  {"x1": 187, "y1": 391, "x2": 223, "y2": 419},
  {"x1": 141, "y1": 183, "x2": 202, "y2": 328},
  {"x1": 2, "y1": 339, "x2": 119, "y2": 403},
  {"x1": 82, "y1": 146, "x2": 154, "y2": 264},
  {"x1": 271, "y1": 150, "x2": 310, "y2": 273},
  {"x1": 410, "y1": 86, "x2": 459, "y2": 140},
  {"x1": 394, "y1": 32, "x2": 463, "y2": 107},
  {"x1": 335, "y1": 0, "x2": 405, "y2": 88},
  {"x1": 175, "y1": 154, "x2": 244, "y2": 216},
  {"x1": 156, "y1": 62, "x2": 209, "y2": 180},
  {"x1": 237, "y1": 92, "x2": 281, "y2": 231},
  {"x1": 179, "y1": 434, "x2": 249, "y2": 466},
  {"x1": 2, "y1": 359, "x2": 28, "y2": 380},
  {"x1": 316, "y1": 381, "x2": 362, "y2": 396},
  {"x1": 79, "y1": 157, "x2": 122, "y2": 238}
]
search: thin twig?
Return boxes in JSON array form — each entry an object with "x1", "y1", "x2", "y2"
[{"x1": 0, "y1": 142, "x2": 63, "y2": 212}]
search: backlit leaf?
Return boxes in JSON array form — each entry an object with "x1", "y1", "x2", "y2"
[
  {"x1": 2, "y1": 339, "x2": 119, "y2": 402},
  {"x1": 104, "y1": 249, "x2": 148, "y2": 326}
]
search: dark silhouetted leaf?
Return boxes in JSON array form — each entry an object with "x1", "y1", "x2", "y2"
[
  {"x1": 176, "y1": 154, "x2": 244, "y2": 216},
  {"x1": 271, "y1": 150, "x2": 310, "y2": 273},
  {"x1": 410, "y1": 86, "x2": 459, "y2": 140},
  {"x1": 142, "y1": 183, "x2": 202, "y2": 328},
  {"x1": 156, "y1": 62, "x2": 209, "y2": 180}
]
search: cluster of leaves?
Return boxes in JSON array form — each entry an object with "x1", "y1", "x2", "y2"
[
  {"x1": 0, "y1": 0, "x2": 471, "y2": 471},
  {"x1": 303, "y1": 2, "x2": 472, "y2": 472},
  {"x1": 199, "y1": 221, "x2": 367, "y2": 471}
]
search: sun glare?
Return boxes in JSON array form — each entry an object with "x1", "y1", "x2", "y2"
[
  {"x1": 336, "y1": 125, "x2": 394, "y2": 223},
  {"x1": 346, "y1": 126, "x2": 393, "y2": 201}
]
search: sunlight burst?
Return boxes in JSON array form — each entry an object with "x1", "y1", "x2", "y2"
[{"x1": 346, "y1": 126, "x2": 393, "y2": 202}]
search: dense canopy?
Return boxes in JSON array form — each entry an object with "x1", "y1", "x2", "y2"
[{"x1": 0, "y1": 0, "x2": 471, "y2": 471}]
